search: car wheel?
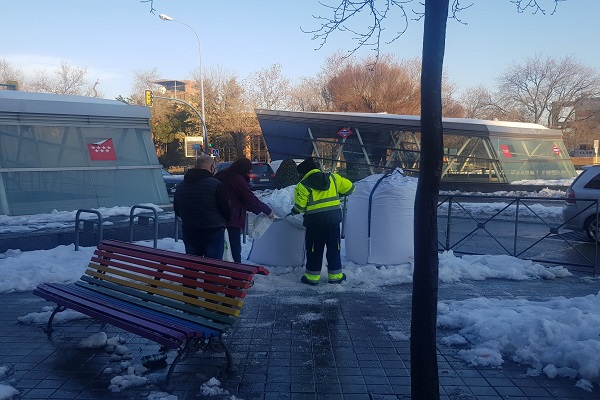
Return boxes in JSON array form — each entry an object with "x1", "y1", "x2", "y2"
[{"x1": 584, "y1": 215, "x2": 600, "y2": 241}]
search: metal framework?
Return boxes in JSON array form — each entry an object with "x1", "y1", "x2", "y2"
[{"x1": 256, "y1": 110, "x2": 577, "y2": 183}]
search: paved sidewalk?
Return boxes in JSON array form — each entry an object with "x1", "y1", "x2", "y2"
[{"x1": 1, "y1": 275, "x2": 599, "y2": 400}]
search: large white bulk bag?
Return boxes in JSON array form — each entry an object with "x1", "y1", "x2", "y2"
[
  {"x1": 247, "y1": 217, "x2": 306, "y2": 267},
  {"x1": 247, "y1": 187, "x2": 306, "y2": 267},
  {"x1": 345, "y1": 169, "x2": 416, "y2": 265}
]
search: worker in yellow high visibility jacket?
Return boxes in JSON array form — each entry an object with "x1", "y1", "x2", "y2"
[{"x1": 290, "y1": 157, "x2": 355, "y2": 285}]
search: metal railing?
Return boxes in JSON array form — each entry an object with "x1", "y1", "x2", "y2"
[
  {"x1": 129, "y1": 205, "x2": 159, "y2": 248},
  {"x1": 437, "y1": 194, "x2": 599, "y2": 275}
]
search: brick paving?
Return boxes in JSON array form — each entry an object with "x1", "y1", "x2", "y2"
[{"x1": 1, "y1": 272, "x2": 599, "y2": 399}]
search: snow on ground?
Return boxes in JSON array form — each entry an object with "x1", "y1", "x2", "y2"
[{"x1": 1, "y1": 179, "x2": 599, "y2": 398}]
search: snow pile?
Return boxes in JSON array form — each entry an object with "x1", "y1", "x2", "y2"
[{"x1": 438, "y1": 292, "x2": 600, "y2": 384}]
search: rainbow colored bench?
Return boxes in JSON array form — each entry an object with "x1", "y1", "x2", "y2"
[{"x1": 33, "y1": 239, "x2": 269, "y2": 386}]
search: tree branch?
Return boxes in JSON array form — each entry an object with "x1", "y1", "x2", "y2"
[{"x1": 141, "y1": 0, "x2": 156, "y2": 14}]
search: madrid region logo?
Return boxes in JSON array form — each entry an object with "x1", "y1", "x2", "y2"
[{"x1": 87, "y1": 139, "x2": 117, "y2": 161}]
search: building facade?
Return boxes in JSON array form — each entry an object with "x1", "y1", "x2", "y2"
[{"x1": 0, "y1": 91, "x2": 170, "y2": 216}]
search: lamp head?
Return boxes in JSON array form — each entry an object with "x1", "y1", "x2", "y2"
[{"x1": 159, "y1": 14, "x2": 174, "y2": 21}]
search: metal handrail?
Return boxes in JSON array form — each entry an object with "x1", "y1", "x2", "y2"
[
  {"x1": 74, "y1": 209, "x2": 103, "y2": 251},
  {"x1": 129, "y1": 205, "x2": 159, "y2": 248}
]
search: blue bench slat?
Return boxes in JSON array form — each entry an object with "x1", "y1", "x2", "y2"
[
  {"x1": 77, "y1": 276, "x2": 237, "y2": 327},
  {"x1": 34, "y1": 284, "x2": 193, "y2": 349},
  {"x1": 69, "y1": 282, "x2": 223, "y2": 337}
]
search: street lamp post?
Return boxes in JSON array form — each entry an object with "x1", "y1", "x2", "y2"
[{"x1": 159, "y1": 13, "x2": 207, "y2": 154}]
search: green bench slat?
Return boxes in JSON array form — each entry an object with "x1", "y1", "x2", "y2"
[{"x1": 76, "y1": 277, "x2": 234, "y2": 329}]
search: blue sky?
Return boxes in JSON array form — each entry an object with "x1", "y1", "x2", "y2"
[{"x1": 3, "y1": 1, "x2": 600, "y2": 100}]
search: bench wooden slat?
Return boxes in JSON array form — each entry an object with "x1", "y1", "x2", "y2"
[
  {"x1": 86, "y1": 263, "x2": 245, "y2": 308},
  {"x1": 88, "y1": 254, "x2": 251, "y2": 293},
  {"x1": 92, "y1": 250, "x2": 254, "y2": 289},
  {"x1": 68, "y1": 282, "x2": 227, "y2": 335},
  {"x1": 34, "y1": 284, "x2": 191, "y2": 349},
  {"x1": 78, "y1": 276, "x2": 237, "y2": 327},
  {"x1": 98, "y1": 239, "x2": 270, "y2": 276},
  {"x1": 85, "y1": 269, "x2": 242, "y2": 316},
  {"x1": 75, "y1": 280, "x2": 232, "y2": 332}
]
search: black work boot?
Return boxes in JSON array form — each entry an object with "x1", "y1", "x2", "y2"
[
  {"x1": 328, "y1": 273, "x2": 346, "y2": 284},
  {"x1": 301, "y1": 276, "x2": 319, "y2": 286}
]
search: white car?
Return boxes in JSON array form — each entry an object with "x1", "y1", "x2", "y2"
[{"x1": 562, "y1": 165, "x2": 600, "y2": 241}]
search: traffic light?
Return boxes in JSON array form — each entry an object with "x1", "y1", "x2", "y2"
[{"x1": 144, "y1": 90, "x2": 153, "y2": 107}]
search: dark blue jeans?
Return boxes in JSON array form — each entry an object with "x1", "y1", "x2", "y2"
[
  {"x1": 226, "y1": 227, "x2": 242, "y2": 263},
  {"x1": 183, "y1": 228, "x2": 225, "y2": 260}
]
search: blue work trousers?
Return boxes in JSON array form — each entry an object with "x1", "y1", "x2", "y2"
[{"x1": 305, "y1": 223, "x2": 342, "y2": 275}]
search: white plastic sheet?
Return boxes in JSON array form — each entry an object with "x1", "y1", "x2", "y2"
[
  {"x1": 345, "y1": 169, "x2": 416, "y2": 265},
  {"x1": 246, "y1": 213, "x2": 272, "y2": 239},
  {"x1": 223, "y1": 229, "x2": 234, "y2": 262}
]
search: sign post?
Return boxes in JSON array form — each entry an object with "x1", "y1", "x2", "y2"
[
  {"x1": 594, "y1": 140, "x2": 599, "y2": 164},
  {"x1": 192, "y1": 143, "x2": 202, "y2": 163}
]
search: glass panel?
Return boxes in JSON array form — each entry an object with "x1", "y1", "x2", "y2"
[
  {"x1": 494, "y1": 138, "x2": 577, "y2": 182},
  {"x1": 0, "y1": 169, "x2": 168, "y2": 216},
  {"x1": 252, "y1": 164, "x2": 270, "y2": 173}
]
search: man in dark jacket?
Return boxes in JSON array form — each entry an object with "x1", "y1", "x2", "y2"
[
  {"x1": 291, "y1": 157, "x2": 355, "y2": 285},
  {"x1": 174, "y1": 155, "x2": 232, "y2": 259}
]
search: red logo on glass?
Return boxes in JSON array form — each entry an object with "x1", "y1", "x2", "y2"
[{"x1": 87, "y1": 139, "x2": 117, "y2": 161}]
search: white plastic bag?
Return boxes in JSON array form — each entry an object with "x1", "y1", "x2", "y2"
[
  {"x1": 223, "y1": 229, "x2": 234, "y2": 262},
  {"x1": 247, "y1": 213, "x2": 273, "y2": 239}
]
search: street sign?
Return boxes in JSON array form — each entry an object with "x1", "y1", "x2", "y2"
[
  {"x1": 184, "y1": 136, "x2": 204, "y2": 157},
  {"x1": 337, "y1": 127, "x2": 352, "y2": 138},
  {"x1": 144, "y1": 90, "x2": 153, "y2": 107},
  {"x1": 211, "y1": 149, "x2": 219, "y2": 157}
]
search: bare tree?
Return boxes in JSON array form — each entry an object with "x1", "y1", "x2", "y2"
[
  {"x1": 28, "y1": 61, "x2": 103, "y2": 97},
  {"x1": 308, "y1": 1, "x2": 564, "y2": 399},
  {"x1": 496, "y1": 54, "x2": 600, "y2": 127},
  {"x1": 129, "y1": 68, "x2": 163, "y2": 105},
  {"x1": 202, "y1": 66, "x2": 260, "y2": 158},
  {"x1": 0, "y1": 59, "x2": 25, "y2": 90},
  {"x1": 460, "y1": 85, "x2": 504, "y2": 119},
  {"x1": 289, "y1": 76, "x2": 330, "y2": 112},
  {"x1": 244, "y1": 63, "x2": 291, "y2": 110}
]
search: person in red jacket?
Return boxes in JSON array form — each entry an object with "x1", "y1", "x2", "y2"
[{"x1": 215, "y1": 158, "x2": 274, "y2": 262}]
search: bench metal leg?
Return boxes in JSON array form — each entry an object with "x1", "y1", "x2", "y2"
[
  {"x1": 164, "y1": 335, "x2": 234, "y2": 386},
  {"x1": 45, "y1": 305, "x2": 66, "y2": 338},
  {"x1": 217, "y1": 334, "x2": 234, "y2": 372},
  {"x1": 165, "y1": 337, "x2": 201, "y2": 388}
]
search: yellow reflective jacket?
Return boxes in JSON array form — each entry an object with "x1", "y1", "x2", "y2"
[{"x1": 291, "y1": 169, "x2": 355, "y2": 227}]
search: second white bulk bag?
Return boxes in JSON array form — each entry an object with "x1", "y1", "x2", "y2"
[{"x1": 345, "y1": 169, "x2": 416, "y2": 265}]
